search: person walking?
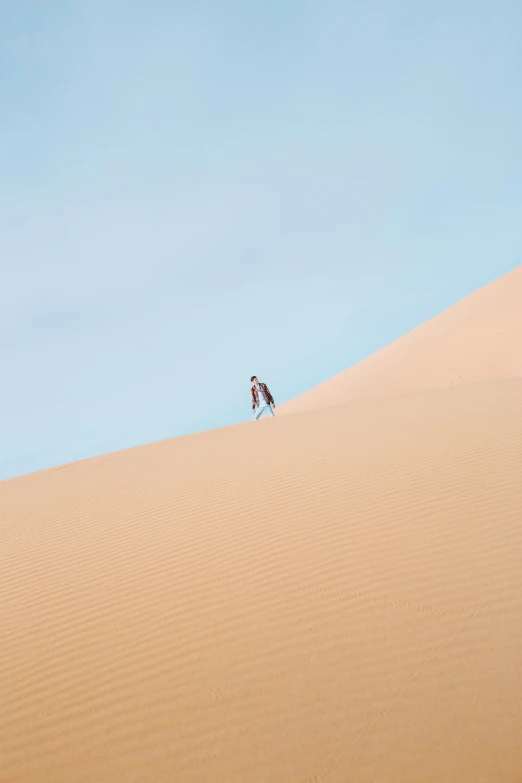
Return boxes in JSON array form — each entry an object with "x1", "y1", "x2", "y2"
[{"x1": 251, "y1": 376, "x2": 276, "y2": 420}]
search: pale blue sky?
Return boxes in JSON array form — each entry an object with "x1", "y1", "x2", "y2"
[{"x1": 1, "y1": 0, "x2": 520, "y2": 480}]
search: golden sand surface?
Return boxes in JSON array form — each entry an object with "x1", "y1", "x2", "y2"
[{"x1": 1, "y1": 268, "x2": 521, "y2": 782}]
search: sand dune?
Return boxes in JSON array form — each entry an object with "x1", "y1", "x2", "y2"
[
  {"x1": 1, "y1": 271, "x2": 521, "y2": 782},
  {"x1": 280, "y1": 265, "x2": 522, "y2": 415}
]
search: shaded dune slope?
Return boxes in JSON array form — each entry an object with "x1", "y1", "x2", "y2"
[
  {"x1": 1, "y1": 378, "x2": 521, "y2": 782},
  {"x1": 279, "y1": 265, "x2": 522, "y2": 416}
]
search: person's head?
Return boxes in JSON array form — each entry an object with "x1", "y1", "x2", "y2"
[{"x1": 250, "y1": 375, "x2": 258, "y2": 385}]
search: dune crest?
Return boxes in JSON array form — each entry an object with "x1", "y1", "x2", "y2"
[{"x1": 280, "y1": 265, "x2": 522, "y2": 415}]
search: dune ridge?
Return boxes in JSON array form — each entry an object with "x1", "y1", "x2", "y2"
[
  {"x1": 279, "y1": 264, "x2": 522, "y2": 415},
  {"x1": 1, "y1": 270, "x2": 521, "y2": 782}
]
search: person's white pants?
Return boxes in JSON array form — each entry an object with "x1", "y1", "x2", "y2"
[{"x1": 253, "y1": 405, "x2": 275, "y2": 420}]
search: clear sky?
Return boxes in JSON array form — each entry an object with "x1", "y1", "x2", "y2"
[{"x1": 1, "y1": 0, "x2": 521, "y2": 481}]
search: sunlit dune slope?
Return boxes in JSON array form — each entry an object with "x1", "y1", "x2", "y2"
[{"x1": 1, "y1": 378, "x2": 521, "y2": 782}]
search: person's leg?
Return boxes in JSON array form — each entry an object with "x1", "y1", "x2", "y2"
[{"x1": 254, "y1": 405, "x2": 274, "y2": 420}]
